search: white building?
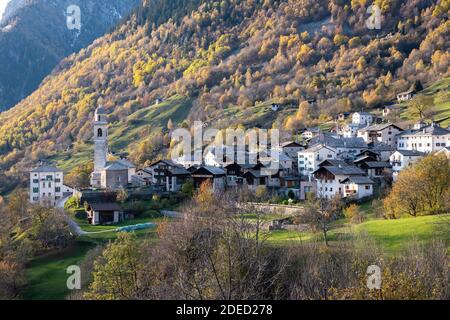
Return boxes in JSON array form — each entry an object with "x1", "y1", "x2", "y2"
[
  {"x1": 352, "y1": 112, "x2": 373, "y2": 126},
  {"x1": 396, "y1": 124, "x2": 450, "y2": 154},
  {"x1": 340, "y1": 123, "x2": 366, "y2": 138},
  {"x1": 341, "y1": 176, "x2": 375, "y2": 199},
  {"x1": 397, "y1": 89, "x2": 414, "y2": 103},
  {"x1": 298, "y1": 145, "x2": 337, "y2": 178},
  {"x1": 390, "y1": 150, "x2": 425, "y2": 181},
  {"x1": 30, "y1": 166, "x2": 64, "y2": 206},
  {"x1": 357, "y1": 123, "x2": 403, "y2": 147},
  {"x1": 302, "y1": 127, "x2": 320, "y2": 140},
  {"x1": 313, "y1": 165, "x2": 366, "y2": 199}
]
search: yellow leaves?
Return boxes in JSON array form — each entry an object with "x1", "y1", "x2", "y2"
[
  {"x1": 333, "y1": 34, "x2": 348, "y2": 46},
  {"x1": 296, "y1": 44, "x2": 313, "y2": 64}
]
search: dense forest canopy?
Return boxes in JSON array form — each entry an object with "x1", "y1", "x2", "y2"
[{"x1": 0, "y1": 0, "x2": 448, "y2": 193}]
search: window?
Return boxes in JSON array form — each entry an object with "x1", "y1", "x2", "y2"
[
  {"x1": 365, "y1": 186, "x2": 370, "y2": 190},
  {"x1": 55, "y1": 187, "x2": 61, "y2": 193},
  {"x1": 33, "y1": 179, "x2": 39, "y2": 183},
  {"x1": 33, "y1": 188, "x2": 39, "y2": 193},
  {"x1": 98, "y1": 128, "x2": 103, "y2": 137},
  {"x1": 55, "y1": 179, "x2": 61, "y2": 183}
]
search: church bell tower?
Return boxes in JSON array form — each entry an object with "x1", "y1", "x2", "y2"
[{"x1": 91, "y1": 106, "x2": 108, "y2": 187}]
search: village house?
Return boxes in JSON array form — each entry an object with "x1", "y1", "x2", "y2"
[
  {"x1": 281, "y1": 141, "x2": 304, "y2": 159},
  {"x1": 313, "y1": 165, "x2": 366, "y2": 199},
  {"x1": 301, "y1": 127, "x2": 320, "y2": 140},
  {"x1": 243, "y1": 169, "x2": 269, "y2": 190},
  {"x1": 397, "y1": 89, "x2": 414, "y2": 103},
  {"x1": 86, "y1": 202, "x2": 123, "y2": 225},
  {"x1": 357, "y1": 123, "x2": 404, "y2": 147},
  {"x1": 367, "y1": 142, "x2": 396, "y2": 161},
  {"x1": 390, "y1": 150, "x2": 425, "y2": 181},
  {"x1": 339, "y1": 122, "x2": 366, "y2": 138},
  {"x1": 165, "y1": 167, "x2": 191, "y2": 192},
  {"x1": 132, "y1": 168, "x2": 152, "y2": 186},
  {"x1": 29, "y1": 166, "x2": 65, "y2": 206},
  {"x1": 355, "y1": 160, "x2": 392, "y2": 179},
  {"x1": 145, "y1": 159, "x2": 184, "y2": 187},
  {"x1": 224, "y1": 162, "x2": 249, "y2": 187},
  {"x1": 191, "y1": 165, "x2": 227, "y2": 191},
  {"x1": 298, "y1": 144, "x2": 338, "y2": 178},
  {"x1": 341, "y1": 176, "x2": 376, "y2": 200},
  {"x1": 309, "y1": 133, "x2": 368, "y2": 159},
  {"x1": 396, "y1": 123, "x2": 450, "y2": 153},
  {"x1": 352, "y1": 112, "x2": 374, "y2": 126}
]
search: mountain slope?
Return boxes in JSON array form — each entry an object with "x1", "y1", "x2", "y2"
[
  {"x1": 0, "y1": 0, "x2": 448, "y2": 193},
  {"x1": 0, "y1": 0, "x2": 140, "y2": 110}
]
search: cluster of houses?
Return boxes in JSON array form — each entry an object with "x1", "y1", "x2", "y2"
[{"x1": 29, "y1": 107, "x2": 450, "y2": 224}]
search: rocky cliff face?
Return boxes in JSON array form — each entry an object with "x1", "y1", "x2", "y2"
[{"x1": 0, "y1": 0, "x2": 140, "y2": 111}]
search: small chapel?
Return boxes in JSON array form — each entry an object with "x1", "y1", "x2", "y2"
[{"x1": 90, "y1": 106, "x2": 135, "y2": 189}]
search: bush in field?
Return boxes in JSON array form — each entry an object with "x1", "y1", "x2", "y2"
[{"x1": 344, "y1": 204, "x2": 364, "y2": 224}]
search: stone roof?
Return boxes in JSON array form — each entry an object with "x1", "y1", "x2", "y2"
[
  {"x1": 398, "y1": 125, "x2": 450, "y2": 137},
  {"x1": 358, "y1": 123, "x2": 403, "y2": 132},
  {"x1": 364, "y1": 161, "x2": 392, "y2": 168},
  {"x1": 116, "y1": 159, "x2": 135, "y2": 168},
  {"x1": 341, "y1": 176, "x2": 376, "y2": 184},
  {"x1": 88, "y1": 202, "x2": 122, "y2": 212},
  {"x1": 104, "y1": 162, "x2": 130, "y2": 171},
  {"x1": 30, "y1": 166, "x2": 62, "y2": 173},
  {"x1": 369, "y1": 142, "x2": 395, "y2": 152},
  {"x1": 394, "y1": 150, "x2": 426, "y2": 157},
  {"x1": 314, "y1": 165, "x2": 365, "y2": 176},
  {"x1": 309, "y1": 133, "x2": 367, "y2": 149}
]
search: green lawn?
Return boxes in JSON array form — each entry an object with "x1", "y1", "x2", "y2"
[
  {"x1": 267, "y1": 214, "x2": 448, "y2": 253},
  {"x1": 353, "y1": 214, "x2": 447, "y2": 252},
  {"x1": 23, "y1": 227, "x2": 159, "y2": 300},
  {"x1": 23, "y1": 241, "x2": 95, "y2": 300}
]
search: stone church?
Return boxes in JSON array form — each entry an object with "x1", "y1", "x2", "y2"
[{"x1": 90, "y1": 106, "x2": 135, "y2": 189}]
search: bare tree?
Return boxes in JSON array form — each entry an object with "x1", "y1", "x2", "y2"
[{"x1": 298, "y1": 195, "x2": 343, "y2": 246}]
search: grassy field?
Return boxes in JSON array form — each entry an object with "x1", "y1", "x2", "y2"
[
  {"x1": 23, "y1": 241, "x2": 95, "y2": 300},
  {"x1": 267, "y1": 213, "x2": 448, "y2": 253},
  {"x1": 23, "y1": 227, "x2": 159, "y2": 300},
  {"x1": 400, "y1": 76, "x2": 450, "y2": 127}
]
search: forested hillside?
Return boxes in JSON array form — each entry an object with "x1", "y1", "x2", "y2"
[
  {"x1": 0, "y1": 0, "x2": 140, "y2": 110},
  {"x1": 0, "y1": 0, "x2": 449, "y2": 194}
]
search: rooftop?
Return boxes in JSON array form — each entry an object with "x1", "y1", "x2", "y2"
[
  {"x1": 341, "y1": 176, "x2": 376, "y2": 185},
  {"x1": 394, "y1": 150, "x2": 426, "y2": 157},
  {"x1": 31, "y1": 166, "x2": 62, "y2": 173},
  {"x1": 88, "y1": 202, "x2": 122, "y2": 212},
  {"x1": 358, "y1": 123, "x2": 403, "y2": 132}
]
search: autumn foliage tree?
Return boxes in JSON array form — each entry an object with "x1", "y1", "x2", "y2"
[{"x1": 384, "y1": 154, "x2": 450, "y2": 218}]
